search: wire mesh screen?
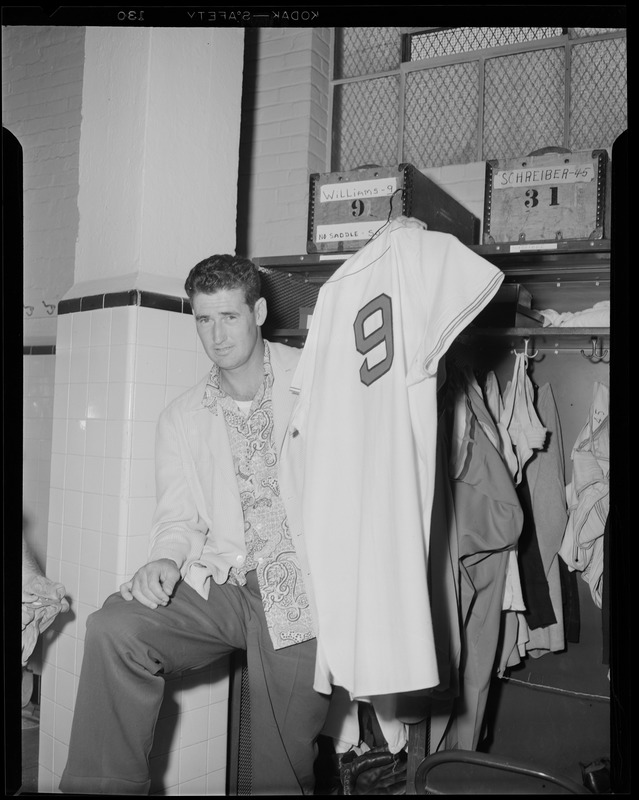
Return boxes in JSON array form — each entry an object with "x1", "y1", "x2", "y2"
[
  {"x1": 483, "y1": 48, "x2": 566, "y2": 161},
  {"x1": 403, "y1": 61, "x2": 479, "y2": 168},
  {"x1": 409, "y1": 27, "x2": 563, "y2": 60},
  {"x1": 572, "y1": 28, "x2": 623, "y2": 37},
  {"x1": 330, "y1": 28, "x2": 627, "y2": 171},
  {"x1": 334, "y1": 26, "x2": 403, "y2": 78},
  {"x1": 332, "y1": 76, "x2": 400, "y2": 171},
  {"x1": 569, "y1": 37, "x2": 627, "y2": 150}
]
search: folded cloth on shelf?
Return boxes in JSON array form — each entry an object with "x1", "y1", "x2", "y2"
[{"x1": 539, "y1": 301, "x2": 610, "y2": 328}]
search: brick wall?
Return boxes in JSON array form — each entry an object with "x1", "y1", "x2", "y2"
[{"x1": 237, "y1": 27, "x2": 331, "y2": 259}]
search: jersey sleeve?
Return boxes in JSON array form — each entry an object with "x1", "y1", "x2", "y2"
[{"x1": 403, "y1": 229, "x2": 504, "y2": 383}]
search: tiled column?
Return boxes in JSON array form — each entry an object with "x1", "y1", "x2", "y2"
[
  {"x1": 38, "y1": 27, "x2": 245, "y2": 794},
  {"x1": 40, "y1": 294, "x2": 230, "y2": 794}
]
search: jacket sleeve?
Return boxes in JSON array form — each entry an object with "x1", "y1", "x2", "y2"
[{"x1": 147, "y1": 403, "x2": 208, "y2": 570}]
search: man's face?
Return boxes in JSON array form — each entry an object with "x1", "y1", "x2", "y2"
[{"x1": 191, "y1": 288, "x2": 266, "y2": 372}]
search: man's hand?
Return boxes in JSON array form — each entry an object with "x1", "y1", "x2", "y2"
[{"x1": 120, "y1": 559, "x2": 180, "y2": 609}]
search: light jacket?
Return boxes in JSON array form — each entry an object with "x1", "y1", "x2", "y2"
[{"x1": 147, "y1": 340, "x2": 318, "y2": 633}]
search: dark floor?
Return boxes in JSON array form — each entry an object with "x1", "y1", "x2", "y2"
[{"x1": 21, "y1": 702, "x2": 40, "y2": 794}]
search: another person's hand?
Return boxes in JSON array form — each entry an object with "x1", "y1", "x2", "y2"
[
  {"x1": 22, "y1": 574, "x2": 70, "y2": 612},
  {"x1": 120, "y1": 559, "x2": 180, "y2": 609}
]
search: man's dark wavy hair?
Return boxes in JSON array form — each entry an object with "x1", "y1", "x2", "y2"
[{"x1": 184, "y1": 254, "x2": 261, "y2": 310}]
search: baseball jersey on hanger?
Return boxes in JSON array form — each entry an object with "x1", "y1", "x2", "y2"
[{"x1": 282, "y1": 216, "x2": 504, "y2": 699}]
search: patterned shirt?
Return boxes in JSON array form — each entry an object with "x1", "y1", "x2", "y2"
[{"x1": 202, "y1": 342, "x2": 314, "y2": 650}]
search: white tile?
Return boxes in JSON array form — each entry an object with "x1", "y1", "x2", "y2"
[
  {"x1": 52, "y1": 734, "x2": 69, "y2": 779},
  {"x1": 208, "y1": 699, "x2": 228, "y2": 739},
  {"x1": 179, "y1": 773, "x2": 207, "y2": 796},
  {"x1": 178, "y1": 740, "x2": 208, "y2": 781},
  {"x1": 62, "y1": 489, "x2": 83, "y2": 527},
  {"x1": 56, "y1": 314, "x2": 73, "y2": 347},
  {"x1": 127, "y1": 496, "x2": 155, "y2": 533},
  {"x1": 53, "y1": 701, "x2": 73, "y2": 742},
  {"x1": 89, "y1": 308, "x2": 111, "y2": 346},
  {"x1": 69, "y1": 346, "x2": 90, "y2": 384},
  {"x1": 104, "y1": 419, "x2": 131, "y2": 457},
  {"x1": 133, "y1": 383, "x2": 168, "y2": 422},
  {"x1": 85, "y1": 418, "x2": 106, "y2": 456},
  {"x1": 208, "y1": 663, "x2": 230, "y2": 703},
  {"x1": 75, "y1": 638, "x2": 85, "y2": 675},
  {"x1": 39, "y1": 694, "x2": 56, "y2": 735},
  {"x1": 38, "y1": 433, "x2": 54, "y2": 460},
  {"x1": 54, "y1": 347, "x2": 70, "y2": 384},
  {"x1": 129, "y1": 458, "x2": 155, "y2": 497},
  {"x1": 64, "y1": 454, "x2": 84, "y2": 492},
  {"x1": 71, "y1": 310, "x2": 91, "y2": 344},
  {"x1": 61, "y1": 526, "x2": 82, "y2": 566},
  {"x1": 23, "y1": 415, "x2": 41, "y2": 439},
  {"x1": 37, "y1": 395, "x2": 54, "y2": 420},
  {"x1": 109, "y1": 344, "x2": 135, "y2": 383},
  {"x1": 78, "y1": 565, "x2": 101, "y2": 608},
  {"x1": 162, "y1": 747, "x2": 181, "y2": 790},
  {"x1": 40, "y1": 663, "x2": 56, "y2": 701},
  {"x1": 52, "y1": 383, "x2": 70, "y2": 420},
  {"x1": 180, "y1": 674, "x2": 212, "y2": 711},
  {"x1": 179, "y1": 706, "x2": 209, "y2": 748},
  {"x1": 206, "y1": 765, "x2": 227, "y2": 794},
  {"x1": 24, "y1": 438, "x2": 39, "y2": 462},
  {"x1": 59, "y1": 559, "x2": 80, "y2": 602},
  {"x1": 168, "y1": 313, "x2": 198, "y2": 350},
  {"x1": 48, "y1": 487, "x2": 64, "y2": 524},
  {"x1": 207, "y1": 734, "x2": 227, "y2": 773},
  {"x1": 125, "y1": 534, "x2": 150, "y2": 574},
  {"x1": 98, "y1": 570, "x2": 121, "y2": 604},
  {"x1": 138, "y1": 307, "x2": 170, "y2": 349},
  {"x1": 46, "y1": 523, "x2": 62, "y2": 560},
  {"x1": 101, "y1": 496, "x2": 122, "y2": 535},
  {"x1": 54, "y1": 633, "x2": 77, "y2": 675},
  {"x1": 66, "y1": 418, "x2": 86, "y2": 456},
  {"x1": 75, "y1": 601, "x2": 97, "y2": 643},
  {"x1": 37, "y1": 766, "x2": 55, "y2": 795},
  {"x1": 54, "y1": 666, "x2": 77, "y2": 711},
  {"x1": 49, "y1": 453, "x2": 66, "y2": 489},
  {"x1": 131, "y1": 419, "x2": 158, "y2": 459},
  {"x1": 67, "y1": 383, "x2": 88, "y2": 419},
  {"x1": 79, "y1": 528, "x2": 101, "y2": 568},
  {"x1": 86, "y1": 381, "x2": 109, "y2": 420},
  {"x1": 167, "y1": 348, "x2": 198, "y2": 389},
  {"x1": 110, "y1": 306, "x2": 137, "y2": 345},
  {"x1": 83, "y1": 455, "x2": 105, "y2": 494},
  {"x1": 107, "y1": 382, "x2": 134, "y2": 421},
  {"x1": 87, "y1": 345, "x2": 110, "y2": 383},
  {"x1": 103, "y1": 456, "x2": 128, "y2": 496},
  {"x1": 134, "y1": 344, "x2": 169, "y2": 385},
  {"x1": 39, "y1": 729, "x2": 54, "y2": 766},
  {"x1": 44, "y1": 557, "x2": 62, "y2": 584},
  {"x1": 100, "y1": 531, "x2": 125, "y2": 574},
  {"x1": 81, "y1": 492, "x2": 103, "y2": 532}
]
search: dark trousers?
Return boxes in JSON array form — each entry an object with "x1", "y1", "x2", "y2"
[{"x1": 59, "y1": 571, "x2": 330, "y2": 795}]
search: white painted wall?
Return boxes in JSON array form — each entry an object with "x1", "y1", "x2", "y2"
[
  {"x1": 2, "y1": 25, "x2": 85, "y2": 345},
  {"x1": 71, "y1": 27, "x2": 245, "y2": 299}
]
